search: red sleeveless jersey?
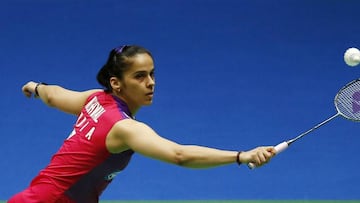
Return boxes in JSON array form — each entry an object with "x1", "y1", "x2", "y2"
[{"x1": 9, "y1": 91, "x2": 134, "y2": 203}]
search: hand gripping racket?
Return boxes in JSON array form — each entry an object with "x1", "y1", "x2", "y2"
[{"x1": 248, "y1": 78, "x2": 360, "y2": 169}]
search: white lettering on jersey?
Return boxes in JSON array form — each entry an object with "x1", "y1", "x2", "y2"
[
  {"x1": 75, "y1": 112, "x2": 87, "y2": 127},
  {"x1": 74, "y1": 112, "x2": 90, "y2": 132},
  {"x1": 85, "y1": 127, "x2": 96, "y2": 140},
  {"x1": 67, "y1": 96, "x2": 106, "y2": 141},
  {"x1": 85, "y1": 96, "x2": 106, "y2": 123}
]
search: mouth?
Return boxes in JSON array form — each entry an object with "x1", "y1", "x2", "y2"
[{"x1": 146, "y1": 92, "x2": 154, "y2": 96}]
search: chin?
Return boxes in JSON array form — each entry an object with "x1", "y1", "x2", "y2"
[{"x1": 142, "y1": 100, "x2": 153, "y2": 106}]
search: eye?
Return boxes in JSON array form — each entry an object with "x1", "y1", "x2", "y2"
[
  {"x1": 150, "y1": 71, "x2": 155, "y2": 78},
  {"x1": 134, "y1": 72, "x2": 146, "y2": 79}
]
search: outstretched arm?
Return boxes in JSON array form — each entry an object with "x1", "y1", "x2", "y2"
[
  {"x1": 22, "y1": 81, "x2": 101, "y2": 115},
  {"x1": 108, "y1": 119, "x2": 276, "y2": 169}
]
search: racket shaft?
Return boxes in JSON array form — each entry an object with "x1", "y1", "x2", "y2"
[{"x1": 289, "y1": 113, "x2": 339, "y2": 144}]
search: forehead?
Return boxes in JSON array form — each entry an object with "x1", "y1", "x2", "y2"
[{"x1": 127, "y1": 53, "x2": 154, "y2": 72}]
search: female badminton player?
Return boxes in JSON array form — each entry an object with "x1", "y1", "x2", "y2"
[{"x1": 8, "y1": 45, "x2": 275, "y2": 203}]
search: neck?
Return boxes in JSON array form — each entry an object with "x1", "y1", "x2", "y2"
[
  {"x1": 126, "y1": 103, "x2": 140, "y2": 116},
  {"x1": 112, "y1": 92, "x2": 140, "y2": 116}
]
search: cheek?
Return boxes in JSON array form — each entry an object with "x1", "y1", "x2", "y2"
[{"x1": 125, "y1": 84, "x2": 142, "y2": 96}]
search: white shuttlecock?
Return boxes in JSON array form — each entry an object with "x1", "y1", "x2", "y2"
[{"x1": 344, "y1": 47, "x2": 360, "y2": 67}]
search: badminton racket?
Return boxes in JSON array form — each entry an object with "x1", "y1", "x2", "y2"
[{"x1": 248, "y1": 78, "x2": 360, "y2": 169}]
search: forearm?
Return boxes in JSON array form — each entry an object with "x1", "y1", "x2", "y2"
[
  {"x1": 175, "y1": 145, "x2": 238, "y2": 168},
  {"x1": 22, "y1": 81, "x2": 58, "y2": 106},
  {"x1": 175, "y1": 145, "x2": 276, "y2": 169},
  {"x1": 38, "y1": 85, "x2": 60, "y2": 107}
]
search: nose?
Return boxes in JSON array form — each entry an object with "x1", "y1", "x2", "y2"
[{"x1": 147, "y1": 75, "x2": 155, "y2": 88}]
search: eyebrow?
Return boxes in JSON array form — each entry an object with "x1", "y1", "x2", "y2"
[
  {"x1": 130, "y1": 69, "x2": 154, "y2": 77},
  {"x1": 133, "y1": 68, "x2": 155, "y2": 74}
]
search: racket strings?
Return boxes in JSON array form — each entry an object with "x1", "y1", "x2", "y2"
[{"x1": 336, "y1": 80, "x2": 360, "y2": 121}]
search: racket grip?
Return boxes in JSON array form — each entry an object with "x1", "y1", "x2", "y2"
[
  {"x1": 247, "y1": 141, "x2": 289, "y2": 169},
  {"x1": 274, "y1": 141, "x2": 288, "y2": 154}
]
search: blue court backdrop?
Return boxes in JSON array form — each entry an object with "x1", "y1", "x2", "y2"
[{"x1": 1, "y1": 0, "x2": 360, "y2": 201}]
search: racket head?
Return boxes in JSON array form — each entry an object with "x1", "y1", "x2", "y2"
[{"x1": 335, "y1": 78, "x2": 360, "y2": 121}]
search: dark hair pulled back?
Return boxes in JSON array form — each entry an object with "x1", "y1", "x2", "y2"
[{"x1": 96, "y1": 45, "x2": 153, "y2": 92}]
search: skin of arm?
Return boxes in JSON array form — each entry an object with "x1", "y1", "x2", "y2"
[
  {"x1": 22, "y1": 81, "x2": 101, "y2": 115},
  {"x1": 22, "y1": 81, "x2": 276, "y2": 168},
  {"x1": 107, "y1": 119, "x2": 276, "y2": 168}
]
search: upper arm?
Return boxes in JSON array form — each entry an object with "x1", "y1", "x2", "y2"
[
  {"x1": 45, "y1": 86, "x2": 102, "y2": 115},
  {"x1": 110, "y1": 119, "x2": 182, "y2": 164}
]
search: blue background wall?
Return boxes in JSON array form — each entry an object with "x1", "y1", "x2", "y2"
[{"x1": 1, "y1": 0, "x2": 360, "y2": 200}]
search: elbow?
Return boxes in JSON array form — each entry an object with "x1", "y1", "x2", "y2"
[{"x1": 173, "y1": 147, "x2": 189, "y2": 167}]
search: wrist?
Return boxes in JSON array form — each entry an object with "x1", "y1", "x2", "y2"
[
  {"x1": 236, "y1": 151, "x2": 243, "y2": 166},
  {"x1": 34, "y1": 82, "x2": 48, "y2": 98}
]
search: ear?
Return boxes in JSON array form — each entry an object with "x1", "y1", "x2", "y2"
[{"x1": 110, "y1": 77, "x2": 122, "y2": 93}]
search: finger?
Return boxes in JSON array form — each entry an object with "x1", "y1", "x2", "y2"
[
  {"x1": 23, "y1": 90, "x2": 32, "y2": 98},
  {"x1": 253, "y1": 155, "x2": 261, "y2": 166},
  {"x1": 257, "y1": 151, "x2": 266, "y2": 163},
  {"x1": 265, "y1": 150, "x2": 274, "y2": 159},
  {"x1": 259, "y1": 150, "x2": 273, "y2": 164},
  {"x1": 266, "y1": 147, "x2": 277, "y2": 156}
]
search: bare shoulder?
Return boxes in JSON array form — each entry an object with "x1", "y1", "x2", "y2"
[
  {"x1": 111, "y1": 119, "x2": 156, "y2": 141},
  {"x1": 106, "y1": 119, "x2": 148, "y2": 153},
  {"x1": 80, "y1": 89, "x2": 103, "y2": 98},
  {"x1": 112, "y1": 119, "x2": 146, "y2": 135}
]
